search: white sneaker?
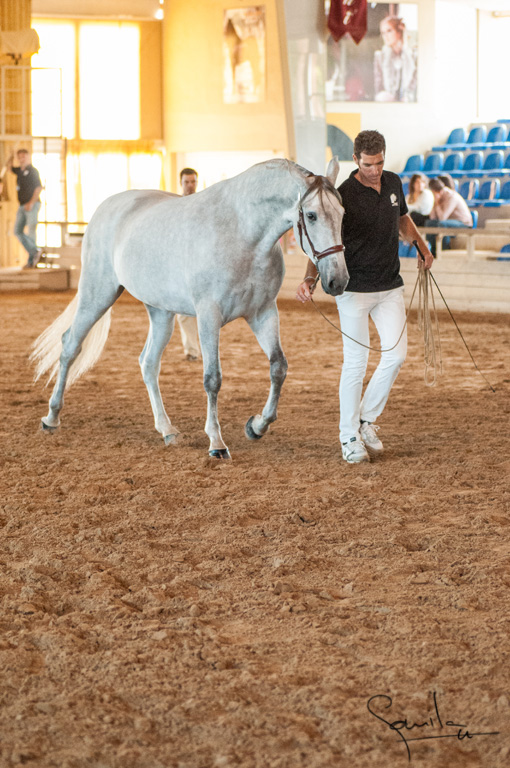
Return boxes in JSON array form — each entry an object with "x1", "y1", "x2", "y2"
[
  {"x1": 360, "y1": 422, "x2": 384, "y2": 456},
  {"x1": 342, "y1": 437, "x2": 370, "y2": 464}
]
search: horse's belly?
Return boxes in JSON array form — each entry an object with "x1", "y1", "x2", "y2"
[{"x1": 116, "y1": 259, "x2": 196, "y2": 315}]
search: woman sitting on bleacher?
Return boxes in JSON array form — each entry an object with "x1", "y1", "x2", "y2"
[
  {"x1": 425, "y1": 177, "x2": 472, "y2": 255},
  {"x1": 406, "y1": 173, "x2": 434, "y2": 226}
]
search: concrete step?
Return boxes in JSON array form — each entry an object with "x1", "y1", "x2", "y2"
[{"x1": 0, "y1": 266, "x2": 71, "y2": 291}]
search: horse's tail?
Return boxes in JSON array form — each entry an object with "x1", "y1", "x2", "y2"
[{"x1": 30, "y1": 295, "x2": 112, "y2": 389}]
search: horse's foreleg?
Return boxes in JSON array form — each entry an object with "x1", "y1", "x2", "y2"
[
  {"x1": 140, "y1": 306, "x2": 180, "y2": 444},
  {"x1": 245, "y1": 303, "x2": 288, "y2": 440},
  {"x1": 197, "y1": 309, "x2": 229, "y2": 459}
]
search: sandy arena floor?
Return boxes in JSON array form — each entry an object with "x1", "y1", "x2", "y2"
[{"x1": 1, "y1": 289, "x2": 509, "y2": 768}]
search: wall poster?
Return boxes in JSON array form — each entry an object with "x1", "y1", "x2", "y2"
[
  {"x1": 223, "y1": 7, "x2": 266, "y2": 104},
  {"x1": 326, "y1": 2, "x2": 418, "y2": 103}
]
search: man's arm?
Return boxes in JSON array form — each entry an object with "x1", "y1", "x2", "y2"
[
  {"x1": 296, "y1": 258, "x2": 318, "y2": 303},
  {"x1": 399, "y1": 213, "x2": 434, "y2": 269}
]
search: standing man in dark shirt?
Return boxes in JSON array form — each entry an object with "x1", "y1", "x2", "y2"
[
  {"x1": 296, "y1": 130, "x2": 433, "y2": 463},
  {"x1": 7, "y1": 149, "x2": 43, "y2": 269}
]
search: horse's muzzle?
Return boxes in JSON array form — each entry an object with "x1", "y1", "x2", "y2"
[{"x1": 323, "y1": 276, "x2": 349, "y2": 296}]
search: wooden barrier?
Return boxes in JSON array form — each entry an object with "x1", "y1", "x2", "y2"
[{"x1": 419, "y1": 225, "x2": 510, "y2": 260}]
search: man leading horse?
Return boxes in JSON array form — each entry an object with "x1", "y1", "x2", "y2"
[{"x1": 297, "y1": 130, "x2": 433, "y2": 464}]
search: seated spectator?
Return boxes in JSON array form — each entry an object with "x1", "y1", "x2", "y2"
[
  {"x1": 438, "y1": 174, "x2": 455, "y2": 190},
  {"x1": 406, "y1": 173, "x2": 434, "y2": 226},
  {"x1": 425, "y1": 177, "x2": 472, "y2": 255}
]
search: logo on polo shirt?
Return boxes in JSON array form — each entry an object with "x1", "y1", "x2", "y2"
[{"x1": 390, "y1": 193, "x2": 398, "y2": 206}]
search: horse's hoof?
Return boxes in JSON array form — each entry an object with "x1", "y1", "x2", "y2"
[
  {"x1": 245, "y1": 416, "x2": 263, "y2": 441},
  {"x1": 41, "y1": 420, "x2": 57, "y2": 434},
  {"x1": 209, "y1": 448, "x2": 231, "y2": 460},
  {"x1": 164, "y1": 432, "x2": 181, "y2": 446}
]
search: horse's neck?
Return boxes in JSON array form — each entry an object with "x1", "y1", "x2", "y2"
[{"x1": 230, "y1": 164, "x2": 299, "y2": 246}]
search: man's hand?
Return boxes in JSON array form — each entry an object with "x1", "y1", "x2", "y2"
[
  {"x1": 416, "y1": 243, "x2": 434, "y2": 270},
  {"x1": 24, "y1": 202, "x2": 33, "y2": 212},
  {"x1": 296, "y1": 278, "x2": 315, "y2": 303}
]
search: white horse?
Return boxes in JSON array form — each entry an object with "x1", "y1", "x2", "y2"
[{"x1": 31, "y1": 158, "x2": 348, "y2": 459}]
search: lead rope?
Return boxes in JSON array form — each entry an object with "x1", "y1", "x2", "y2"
[
  {"x1": 417, "y1": 265, "x2": 442, "y2": 386},
  {"x1": 308, "y1": 239, "x2": 496, "y2": 392},
  {"x1": 308, "y1": 270, "x2": 417, "y2": 354}
]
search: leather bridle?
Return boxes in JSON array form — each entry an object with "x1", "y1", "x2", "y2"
[
  {"x1": 295, "y1": 177, "x2": 345, "y2": 263},
  {"x1": 297, "y1": 205, "x2": 345, "y2": 262}
]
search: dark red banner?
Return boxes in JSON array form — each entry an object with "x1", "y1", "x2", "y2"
[{"x1": 328, "y1": 0, "x2": 368, "y2": 45}]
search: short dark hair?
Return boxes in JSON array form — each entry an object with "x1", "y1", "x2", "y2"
[
  {"x1": 438, "y1": 174, "x2": 454, "y2": 189},
  {"x1": 353, "y1": 130, "x2": 386, "y2": 159},
  {"x1": 17, "y1": 148, "x2": 29, "y2": 155},
  {"x1": 179, "y1": 167, "x2": 198, "y2": 181},
  {"x1": 429, "y1": 178, "x2": 445, "y2": 192}
]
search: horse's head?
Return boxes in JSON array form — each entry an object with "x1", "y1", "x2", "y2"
[{"x1": 289, "y1": 158, "x2": 349, "y2": 296}]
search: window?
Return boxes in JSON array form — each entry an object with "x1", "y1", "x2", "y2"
[{"x1": 79, "y1": 23, "x2": 140, "y2": 140}]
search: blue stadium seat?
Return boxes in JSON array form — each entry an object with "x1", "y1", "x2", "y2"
[
  {"x1": 481, "y1": 150, "x2": 504, "y2": 173},
  {"x1": 467, "y1": 125, "x2": 487, "y2": 145},
  {"x1": 459, "y1": 151, "x2": 484, "y2": 176},
  {"x1": 432, "y1": 127, "x2": 467, "y2": 151},
  {"x1": 423, "y1": 153, "x2": 443, "y2": 175},
  {"x1": 486, "y1": 150, "x2": 510, "y2": 177},
  {"x1": 487, "y1": 124, "x2": 507, "y2": 143},
  {"x1": 398, "y1": 241, "x2": 417, "y2": 259},
  {"x1": 402, "y1": 181, "x2": 409, "y2": 196},
  {"x1": 471, "y1": 210, "x2": 478, "y2": 228},
  {"x1": 467, "y1": 179, "x2": 500, "y2": 207},
  {"x1": 401, "y1": 155, "x2": 424, "y2": 175},
  {"x1": 498, "y1": 244, "x2": 510, "y2": 260},
  {"x1": 471, "y1": 124, "x2": 508, "y2": 148},
  {"x1": 459, "y1": 178, "x2": 479, "y2": 202},
  {"x1": 443, "y1": 152, "x2": 463, "y2": 172},
  {"x1": 484, "y1": 179, "x2": 510, "y2": 207}
]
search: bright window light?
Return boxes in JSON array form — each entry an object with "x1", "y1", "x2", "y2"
[
  {"x1": 79, "y1": 23, "x2": 140, "y2": 140},
  {"x1": 31, "y1": 20, "x2": 76, "y2": 138}
]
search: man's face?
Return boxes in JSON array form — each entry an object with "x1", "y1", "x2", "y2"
[
  {"x1": 181, "y1": 173, "x2": 197, "y2": 196},
  {"x1": 17, "y1": 151, "x2": 29, "y2": 170},
  {"x1": 354, "y1": 151, "x2": 385, "y2": 186}
]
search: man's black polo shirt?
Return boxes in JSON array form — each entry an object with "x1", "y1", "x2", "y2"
[
  {"x1": 12, "y1": 165, "x2": 42, "y2": 206},
  {"x1": 337, "y1": 169, "x2": 408, "y2": 293}
]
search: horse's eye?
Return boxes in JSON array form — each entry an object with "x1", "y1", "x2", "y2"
[{"x1": 306, "y1": 212, "x2": 317, "y2": 222}]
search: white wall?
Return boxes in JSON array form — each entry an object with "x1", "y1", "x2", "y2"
[{"x1": 478, "y1": 10, "x2": 510, "y2": 121}]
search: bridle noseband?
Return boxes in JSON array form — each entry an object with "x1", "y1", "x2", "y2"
[{"x1": 295, "y1": 176, "x2": 345, "y2": 263}]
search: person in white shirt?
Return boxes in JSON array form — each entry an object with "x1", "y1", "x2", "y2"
[
  {"x1": 406, "y1": 173, "x2": 434, "y2": 226},
  {"x1": 425, "y1": 176, "x2": 473, "y2": 256}
]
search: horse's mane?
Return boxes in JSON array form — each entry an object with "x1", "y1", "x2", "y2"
[{"x1": 300, "y1": 174, "x2": 343, "y2": 207}]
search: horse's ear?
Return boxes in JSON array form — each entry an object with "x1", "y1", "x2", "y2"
[
  {"x1": 287, "y1": 160, "x2": 314, "y2": 187},
  {"x1": 326, "y1": 156, "x2": 340, "y2": 188}
]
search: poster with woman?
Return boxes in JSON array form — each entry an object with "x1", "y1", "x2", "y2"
[
  {"x1": 223, "y1": 7, "x2": 266, "y2": 104},
  {"x1": 326, "y1": 2, "x2": 418, "y2": 103}
]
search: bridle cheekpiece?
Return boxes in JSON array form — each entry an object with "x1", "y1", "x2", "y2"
[{"x1": 296, "y1": 176, "x2": 345, "y2": 263}]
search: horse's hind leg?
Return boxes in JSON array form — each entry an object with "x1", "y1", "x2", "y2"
[
  {"x1": 140, "y1": 305, "x2": 180, "y2": 444},
  {"x1": 245, "y1": 302, "x2": 288, "y2": 440},
  {"x1": 43, "y1": 286, "x2": 124, "y2": 430}
]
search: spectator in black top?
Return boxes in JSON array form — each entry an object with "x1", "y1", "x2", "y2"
[
  {"x1": 296, "y1": 130, "x2": 433, "y2": 463},
  {"x1": 7, "y1": 149, "x2": 43, "y2": 269}
]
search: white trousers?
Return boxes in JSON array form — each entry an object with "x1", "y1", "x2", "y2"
[
  {"x1": 335, "y1": 286, "x2": 407, "y2": 442},
  {"x1": 176, "y1": 314, "x2": 200, "y2": 358}
]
